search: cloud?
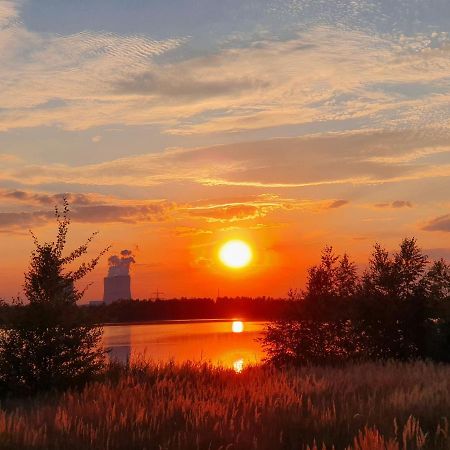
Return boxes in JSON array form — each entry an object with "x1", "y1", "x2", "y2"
[
  {"x1": 365, "y1": 146, "x2": 450, "y2": 164},
  {"x1": 184, "y1": 194, "x2": 347, "y2": 222},
  {"x1": 174, "y1": 227, "x2": 213, "y2": 237},
  {"x1": 1, "y1": 129, "x2": 449, "y2": 190},
  {"x1": 0, "y1": 154, "x2": 21, "y2": 164},
  {"x1": 0, "y1": 8, "x2": 185, "y2": 131},
  {"x1": 0, "y1": 189, "x2": 109, "y2": 206},
  {"x1": 185, "y1": 194, "x2": 285, "y2": 222},
  {"x1": 1, "y1": 8, "x2": 450, "y2": 134},
  {"x1": 375, "y1": 200, "x2": 413, "y2": 208},
  {"x1": 327, "y1": 200, "x2": 349, "y2": 209},
  {"x1": 0, "y1": 189, "x2": 326, "y2": 232},
  {"x1": 0, "y1": 189, "x2": 175, "y2": 232},
  {"x1": 0, "y1": 1, "x2": 19, "y2": 27},
  {"x1": 114, "y1": 71, "x2": 268, "y2": 99},
  {"x1": 71, "y1": 203, "x2": 173, "y2": 224},
  {"x1": 424, "y1": 248, "x2": 450, "y2": 260},
  {"x1": 0, "y1": 203, "x2": 173, "y2": 232},
  {"x1": 187, "y1": 204, "x2": 269, "y2": 222},
  {"x1": 392, "y1": 200, "x2": 413, "y2": 208},
  {"x1": 191, "y1": 256, "x2": 212, "y2": 268},
  {"x1": 0, "y1": 211, "x2": 51, "y2": 232},
  {"x1": 163, "y1": 28, "x2": 450, "y2": 135},
  {"x1": 423, "y1": 214, "x2": 450, "y2": 232}
]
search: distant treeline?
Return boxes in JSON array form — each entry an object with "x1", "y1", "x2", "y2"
[
  {"x1": 0, "y1": 297, "x2": 291, "y2": 326},
  {"x1": 83, "y1": 297, "x2": 291, "y2": 323}
]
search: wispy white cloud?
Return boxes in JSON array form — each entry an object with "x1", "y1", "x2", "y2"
[
  {"x1": 0, "y1": 2, "x2": 185, "y2": 130},
  {"x1": 1, "y1": 4, "x2": 450, "y2": 134},
  {"x1": 0, "y1": 0, "x2": 19, "y2": 26}
]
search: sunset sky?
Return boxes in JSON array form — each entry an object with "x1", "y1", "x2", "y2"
[{"x1": 1, "y1": 0, "x2": 450, "y2": 301}]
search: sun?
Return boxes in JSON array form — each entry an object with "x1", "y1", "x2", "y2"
[{"x1": 219, "y1": 240, "x2": 253, "y2": 269}]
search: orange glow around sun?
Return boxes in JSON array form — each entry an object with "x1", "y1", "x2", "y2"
[{"x1": 219, "y1": 240, "x2": 253, "y2": 269}]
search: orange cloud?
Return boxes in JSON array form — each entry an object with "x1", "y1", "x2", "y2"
[
  {"x1": 0, "y1": 190, "x2": 175, "y2": 232},
  {"x1": 423, "y1": 214, "x2": 450, "y2": 232},
  {"x1": 1, "y1": 130, "x2": 449, "y2": 190},
  {"x1": 187, "y1": 204, "x2": 268, "y2": 222},
  {"x1": 375, "y1": 201, "x2": 413, "y2": 209}
]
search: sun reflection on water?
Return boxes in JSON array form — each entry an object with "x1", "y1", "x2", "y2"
[
  {"x1": 233, "y1": 358, "x2": 244, "y2": 373},
  {"x1": 104, "y1": 321, "x2": 266, "y2": 371},
  {"x1": 231, "y1": 321, "x2": 244, "y2": 333}
]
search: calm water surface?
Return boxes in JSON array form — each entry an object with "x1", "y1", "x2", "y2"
[{"x1": 103, "y1": 320, "x2": 267, "y2": 372}]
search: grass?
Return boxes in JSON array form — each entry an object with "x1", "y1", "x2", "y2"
[{"x1": 0, "y1": 361, "x2": 448, "y2": 450}]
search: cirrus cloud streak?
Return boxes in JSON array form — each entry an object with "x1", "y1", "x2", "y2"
[{"x1": 1, "y1": 1, "x2": 450, "y2": 134}]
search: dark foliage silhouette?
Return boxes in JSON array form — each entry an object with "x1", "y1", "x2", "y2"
[
  {"x1": 262, "y1": 238, "x2": 450, "y2": 366},
  {"x1": 0, "y1": 199, "x2": 109, "y2": 395},
  {"x1": 86, "y1": 296, "x2": 290, "y2": 323}
]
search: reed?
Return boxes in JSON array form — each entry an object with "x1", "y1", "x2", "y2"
[{"x1": 0, "y1": 360, "x2": 448, "y2": 450}]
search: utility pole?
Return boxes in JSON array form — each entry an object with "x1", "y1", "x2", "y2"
[{"x1": 152, "y1": 288, "x2": 165, "y2": 300}]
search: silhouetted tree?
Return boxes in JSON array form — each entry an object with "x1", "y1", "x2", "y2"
[
  {"x1": 262, "y1": 249, "x2": 363, "y2": 366},
  {"x1": 361, "y1": 243, "x2": 395, "y2": 298},
  {"x1": 358, "y1": 238, "x2": 430, "y2": 359},
  {"x1": 421, "y1": 259, "x2": 450, "y2": 362},
  {"x1": 336, "y1": 254, "x2": 358, "y2": 298},
  {"x1": 0, "y1": 199, "x2": 109, "y2": 395},
  {"x1": 306, "y1": 246, "x2": 339, "y2": 299},
  {"x1": 423, "y1": 259, "x2": 450, "y2": 300},
  {"x1": 362, "y1": 238, "x2": 428, "y2": 301},
  {"x1": 262, "y1": 238, "x2": 450, "y2": 366},
  {"x1": 394, "y1": 238, "x2": 428, "y2": 299},
  {"x1": 305, "y1": 248, "x2": 359, "y2": 302}
]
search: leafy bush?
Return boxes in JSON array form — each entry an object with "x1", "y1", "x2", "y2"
[{"x1": 0, "y1": 199, "x2": 109, "y2": 395}]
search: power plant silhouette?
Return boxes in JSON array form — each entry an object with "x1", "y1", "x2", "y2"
[
  {"x1": 103, "y1": 250, "x2": 135, "y2": 304},
  {"x1": 103, "y1": 275, "x2": 131, "y2": 304}
]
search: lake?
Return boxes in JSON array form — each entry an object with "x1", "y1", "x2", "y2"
[{"x1": 103, "y1": 320, "x2": 267, "y2": 372}]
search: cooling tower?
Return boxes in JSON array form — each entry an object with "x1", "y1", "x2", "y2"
[{"x1": 103, "y1": 275, "x2": 132, "y2": 304}]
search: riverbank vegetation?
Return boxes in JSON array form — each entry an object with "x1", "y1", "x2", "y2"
[
  {"x1": 263, "y1": 239, "x2": 450, "y2": 365},
  {"x1": 0, "y1": 360, "x2": 449, "y2": 450},
  {"x1": 0, "y1": 200, "x2": 108, "y2": 396}
]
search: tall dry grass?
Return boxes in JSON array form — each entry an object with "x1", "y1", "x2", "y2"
[{"x1": 0, "y1": 361, "x2": 448, "y2": 450}]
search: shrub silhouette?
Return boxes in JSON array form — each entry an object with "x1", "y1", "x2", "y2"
[
  {"x1": 262, "y1": 248, "x2": 363, "y2": 366},
  {"x1": 262, "y1": 238, "x2": 450, "y2": 366},
  {"x1": 0, "y1": 199, "x2": 109, "y2": 395}
]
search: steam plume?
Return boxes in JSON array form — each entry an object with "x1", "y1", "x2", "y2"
[{"x1": 107, "y1": 249, "x2": 135, "y2": 277}]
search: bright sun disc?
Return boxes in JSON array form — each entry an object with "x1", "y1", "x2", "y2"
[{"x1": 219, "y1": 240, "x2": 252, "y2": 269}]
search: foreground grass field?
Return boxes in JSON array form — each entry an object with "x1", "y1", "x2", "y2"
[{"x1": 0, "y1": 361, "x2": 448, "y2": 450}]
